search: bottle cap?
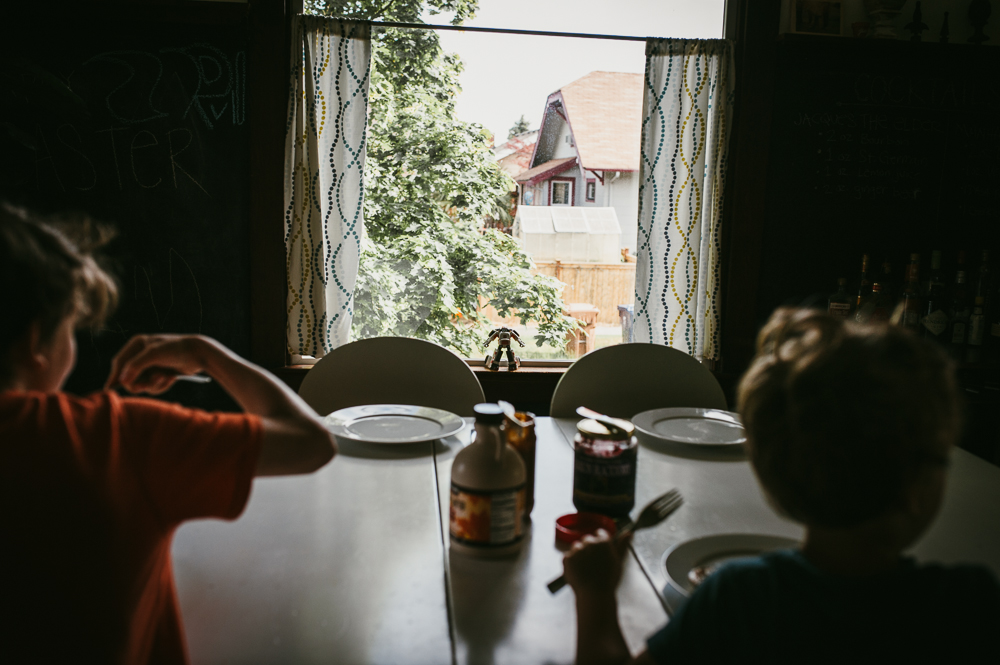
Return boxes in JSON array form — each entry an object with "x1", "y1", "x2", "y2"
[
  {"x1": 577, "y1": 418, "x2": 634, "y2": 440},
  {"x1": 474, "y1": 403, "x2": 504, "y2": 424}
]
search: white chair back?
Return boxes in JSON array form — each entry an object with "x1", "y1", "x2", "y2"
[
  {"x1": 549, "y1": 343, "x2": 727, "y2": 419},
  {"x1": 298, "y1": 337, "x2": 485, "y2": 417}
]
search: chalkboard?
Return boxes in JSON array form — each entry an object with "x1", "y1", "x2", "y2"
[
  {"x1": 0, "y1": 15, "x2": 251, "y2": 404},
  {"x1": 756, "y1": 37, "x2": 1000, "y2": 323}
]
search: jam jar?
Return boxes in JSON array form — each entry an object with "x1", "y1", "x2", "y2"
[{"x1": 572, "y1": 418, "x2": 638, "y2": 519}]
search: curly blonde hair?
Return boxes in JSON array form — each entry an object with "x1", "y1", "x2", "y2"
[{"x1": 737, "y1": 308, "x2": 961, "y2": 528}]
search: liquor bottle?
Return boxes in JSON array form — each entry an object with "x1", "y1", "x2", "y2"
[
  {"x1": 974, "y1": 249, "x2": 991, "y2": 307},
  {"x1": 449, "y1": 403, "x2": 526, "y2": 557},
  {"x1": 855, "y1": 254, "x2": 872, "y2": 308},
  {"x1": 828, "y1": 278, "x2": 852, "y2": 319},
  {"x1": 947, "y1": 268, "x2": 971, "y2": 360},
  {"x1": 921, "y1": 251, "x2": 948, "y2": 343},
  {"x1": 966, "y1": 297, "x2": 985, "y2": 365},
  {"x1": 857, "y1": 283, "x2": 890, "y2": 324},
  {"x1": 878, "y1": 259, "x2": 895, "y2": 303},
  {"x1": 897, "y1": 253, "x2": 922, "y2": 331}
]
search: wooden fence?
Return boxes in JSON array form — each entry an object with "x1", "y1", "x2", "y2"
[
  {"x1": 535, "y1": 261, "x2": 636, "y2": 326},
  {"x1": 479, "y1": 261, "x2": 636, "y2": 327}
]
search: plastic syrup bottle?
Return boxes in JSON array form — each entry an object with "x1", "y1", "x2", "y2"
[{"x1": 449, "y1": 403, "x2": 527, "y2": 557}]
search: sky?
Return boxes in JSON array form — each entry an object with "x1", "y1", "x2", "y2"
[{"x1": 424, "y1": 0, "x2": 726, "y2": 142}]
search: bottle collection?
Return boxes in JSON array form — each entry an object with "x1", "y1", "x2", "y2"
[{"x1": 828, "y1": 250, "x2": 996, "y2": 365}]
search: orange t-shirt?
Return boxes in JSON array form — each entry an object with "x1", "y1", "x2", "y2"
[{"x1": 0, "y1": 390, "x2": 262, "y2": 665}]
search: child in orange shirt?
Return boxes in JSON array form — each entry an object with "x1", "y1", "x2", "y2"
[
  {"x1": 0, "y1": 204, "x2": 336, "y2": 664},
  {"x1": 563, "y1": 308, "x2": 1000, "y2": 664}
]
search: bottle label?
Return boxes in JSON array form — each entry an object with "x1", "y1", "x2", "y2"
[
  {"x1": 968, "y1": 315, "x2": 985, "y2": 346},
  {"x1": 951, "y1": 323, "x2": 966, "y2": 344},
  {"x1": 921, "y1": 310, "x2": 948, "y2": 336},
  {"x1": 449, "y1": 484, "x2": 525, "y2": 547},
  {"x1": 828, "y1": 302, "x2": 851, "y2": 318},
  {"x1": 903, "y1": 310, "x2": 920, "y2": 328}
]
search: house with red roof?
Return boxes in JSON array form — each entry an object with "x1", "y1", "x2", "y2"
[{"x1": 514, "y1": 71, "x2": 642, "y2": 253}]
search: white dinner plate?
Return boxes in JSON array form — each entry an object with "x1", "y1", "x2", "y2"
[
  {"x1": 661, "y1": 533, "x2": 800, "y2": 615},
  {"x1": 633, "y1": 408, "x2": 746, "y2": 447},
  {"x1": 324, "y1": 404, "x2": 465, "y2": 444}
]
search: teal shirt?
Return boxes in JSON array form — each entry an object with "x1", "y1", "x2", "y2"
[{"x1": 647, "y1": 549, "x2": 1000, "y2": 664}]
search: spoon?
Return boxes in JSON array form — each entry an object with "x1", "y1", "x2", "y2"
[{"x1": 575, "y1": 406, "x2": 629, "y2": 435}]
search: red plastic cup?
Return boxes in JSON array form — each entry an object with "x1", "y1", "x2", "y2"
[{"x1": 555, "y1": 512, "x2": 617, "y2": 545}]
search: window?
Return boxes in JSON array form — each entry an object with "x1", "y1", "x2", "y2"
[
  {"x1": 550, "y1": 179, "x2": 573, "y2": 206},
  {"x1": 298, "y1": 1, "x2": 726, "y2": 364}
]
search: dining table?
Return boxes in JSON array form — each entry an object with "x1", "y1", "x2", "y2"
[{"x1": 172, "y1": 416, "x2": 1000, "y2": 664}]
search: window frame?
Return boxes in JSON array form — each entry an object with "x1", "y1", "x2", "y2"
[
  {"x1": 549, "y1": 177, "x2": 575, "y2": 206},
  {"x1": 585, "y1": 178, "x2": 596, "y2": 202},
  {"x1": 266, "y1": 2, "x2": 753, "y2": 377}
]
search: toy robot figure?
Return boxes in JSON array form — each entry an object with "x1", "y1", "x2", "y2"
[{"x1": 484, "y1": 327, "x2": 525, "y2": 371}]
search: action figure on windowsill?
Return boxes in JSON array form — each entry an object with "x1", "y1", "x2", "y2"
[{"x1": 484, "y1": 327, "x2": 525, "y2": 371}]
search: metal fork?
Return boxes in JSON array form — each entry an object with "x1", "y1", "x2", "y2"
[{"x1": 547, "y1": 488, "x2": 683, "y2": 593}]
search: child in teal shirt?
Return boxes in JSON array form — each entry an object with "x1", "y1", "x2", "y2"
[{"x1": 564, "y1": 308, "x2": 1000, "y2": 664}]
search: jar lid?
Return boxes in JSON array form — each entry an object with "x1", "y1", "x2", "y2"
[
  {"x1": 577, "y1": 417, "x2": 634, "y2": 440},
  {"x1": 555, "y1": 512, "x2": 617, "y2": 544},
  {"x1": 474, "y1": 403, "x2": 504, "y2": 424}
]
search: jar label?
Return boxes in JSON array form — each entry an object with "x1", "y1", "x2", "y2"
[
  {"x1": 449, "y1": 484, "x2": 525, "y2": 547},
  {"x1": 573, "y1": 448, "x2": 637, "y2": 516}
]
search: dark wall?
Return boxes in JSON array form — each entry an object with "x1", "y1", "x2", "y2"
[{"x1": 1, "y1": 6, "x2": 252, "y2": 409}]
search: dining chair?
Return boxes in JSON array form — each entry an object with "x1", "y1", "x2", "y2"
[
  {"x1": 549, "y1": 343, "x2": 727, "y2": 418},
  {"x1": 297, "y1": 336, "x2": 485, "y2": 417}
]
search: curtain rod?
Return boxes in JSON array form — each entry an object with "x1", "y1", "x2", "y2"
[{"x1": 361, "y1": 19, "x2": 653, "y2": 42}]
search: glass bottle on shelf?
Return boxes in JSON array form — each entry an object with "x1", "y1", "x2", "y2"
[
  {"x1": 966, "y1": 297, "x2": 985, "y2": 365},
  {"x1": 828, "y1": 278, "x2": 852, "y2": 319},
  {"x1": 855, "y1": 254, "x2": 872, "y2": 308},
  {"x1": 856, "y1": 283, "x2": 889, "y2": 324},
  {"x1": 974, "y1": 250, "x2": 991, "y2": 307},
  {"x1": 947, "y1": 267, "x2": 971, "y2": 360},
  {"x1": 878, "y1": 259, "x2": 895, "y2": 304},
  {"x1": 922, "y1": 250, "x2": 948, "y2": 343},
  {"x1": 897, "y1": 253, "x2": 922, "y2": 331}
]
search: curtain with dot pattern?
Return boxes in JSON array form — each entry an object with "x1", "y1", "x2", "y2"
[
  {"x1": 285, "y1": 17, "x2": 371, "y2": 360},
  {"x1": 633, "y1": 39, "x2": 734, "y2": 361}
]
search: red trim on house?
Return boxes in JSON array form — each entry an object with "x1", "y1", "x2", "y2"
[
  {"x1": 549, "y1": 177, "x2": 575, "y2": 206},
  {"x1": 587, "y1": 169, "x2": 605, "y2": 186},
  {"x1": 585, "y1": 178, "x2": 596, "y2": 202},
  {"x1": 516, "y1": 157, "x2": 577, "y2": 187}
]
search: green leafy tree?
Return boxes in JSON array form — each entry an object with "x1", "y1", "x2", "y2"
[
  {"x1": 306, "y1": 0, "x2": 574, "y2": 356},
  {"x1": 508, "y1": 114, "x2": 531, "y2": 139}
]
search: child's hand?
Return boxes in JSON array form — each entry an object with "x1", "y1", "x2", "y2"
[
  {"x1": 563, "y1": 529, "x2": 632, "y2": 599},
  {"x1": 105, "y1": 334, "x2": 211, "y2": 394}
]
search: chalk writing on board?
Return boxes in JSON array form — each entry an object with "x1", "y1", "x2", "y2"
[
  {"x1": 127, "y1": 248, "x2": 203, "y2": 334},
  {"x1": 74, "y1": 44, "x2": 245, "y2": 129}
]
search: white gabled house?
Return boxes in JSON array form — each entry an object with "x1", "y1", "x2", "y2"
[{"x1": 514, "y1": 71, "x2": 642, "y2": 255}]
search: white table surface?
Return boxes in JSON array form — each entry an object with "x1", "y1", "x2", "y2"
[{"x1": 173, "y1": 416, "x2": 1000, "y2": 664}]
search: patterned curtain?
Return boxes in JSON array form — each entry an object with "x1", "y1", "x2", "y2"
[
  {"x1": 633, "y1": 39, "x2": 734, "y2": 361},
  {"x1": 285, "y1": 17, "x2": 371, "y2": 360}
]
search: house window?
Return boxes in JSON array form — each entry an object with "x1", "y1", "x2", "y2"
[
  {"x1": 550, "y1": 179, "x2": 573, "y2": 206},
  {"x1": 586, "y1": 179, "x2": 596, "y2": 202}
]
